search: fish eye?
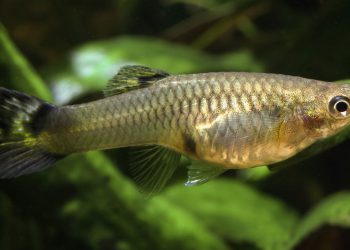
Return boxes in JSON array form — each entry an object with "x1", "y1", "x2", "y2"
[{"x1": 329, "y1": 96, "x2": 350, "y2": 118}]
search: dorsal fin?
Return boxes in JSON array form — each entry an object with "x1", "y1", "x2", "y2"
[
  {"x1": 104, "y1": 65, "x2": 169, "y2": 97},
  {"x1": 128, "y1": 145, "x2": 181, "y2": 195}
]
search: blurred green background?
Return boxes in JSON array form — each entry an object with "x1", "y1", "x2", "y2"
[{"x1": 1, "y1": 0, "x2": 350, "y2": 249}]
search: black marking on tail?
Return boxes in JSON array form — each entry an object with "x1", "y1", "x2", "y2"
[
  {"x1": 0, "y1": 87, "x2": 63, "y2": 178},
  {"x1": 30, "y1": 103, "x2": 55, "y2": 135},
  {"x1": 0, "y1": 88, "x2": 44, "y2": 138}
]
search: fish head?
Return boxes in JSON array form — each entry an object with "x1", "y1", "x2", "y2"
[{"x1": 300, "y1": 83, "x2": 350, "y2": 139}]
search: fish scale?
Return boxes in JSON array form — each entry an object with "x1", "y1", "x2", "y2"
[{"x1": 60, "y1": 81, "x2": 228, "y2": 154}]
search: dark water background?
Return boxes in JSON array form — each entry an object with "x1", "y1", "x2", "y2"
[{"x1": 1, "y1": 0, "x2": 350, "y2": 249}]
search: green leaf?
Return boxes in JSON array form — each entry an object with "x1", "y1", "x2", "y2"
[
  {"x1": 43, "y1": 36, "x2": 263, "y2": 103},
  {"x1": 55, "y1": 152, "x2": 228, "y2": 250},
  {"x1": 164, "y1": 179, "x2": 299, "y2": 250},
  {"x1": 0, "y1": 25, "x2": 228, "y2": 250},
  {"x1": 0, "y1": 193, "x2": 42, "y2": 250},
  {"x1": 0, "y1": 24, "x2": 52, "y2": 101},
  {"x1": 286, "y1": 192, "x2": 350, "y2": 249}
]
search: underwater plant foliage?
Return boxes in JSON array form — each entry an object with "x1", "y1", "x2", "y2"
[{"x1": 1, "y1": 0, "x2": 350, "y2": 249}]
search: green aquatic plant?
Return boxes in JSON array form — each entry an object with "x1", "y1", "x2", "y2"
[{"x1": 1, "y1": 1, "x2": 350, "y2": 247}]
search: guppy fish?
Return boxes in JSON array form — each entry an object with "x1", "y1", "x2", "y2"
[{"x1": 1, "y1": 65, "x2": 350, "y2": 193}]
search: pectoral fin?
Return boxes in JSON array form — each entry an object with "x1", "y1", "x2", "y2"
[{"x1": 185, "y1": 160, "x2": 226, "y2": 186}]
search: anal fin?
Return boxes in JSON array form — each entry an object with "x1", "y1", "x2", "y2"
[{"x1": 128, "y1": 145, "x2": 181, "y2": 195}]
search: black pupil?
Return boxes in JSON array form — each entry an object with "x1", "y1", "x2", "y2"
[{"x1": 335, "y1": 101, "x2": 348, "y2": 112}]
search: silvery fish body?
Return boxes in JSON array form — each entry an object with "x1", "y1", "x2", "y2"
[
  {"x1": 1, "y1": 66, "x2": 350, "y2": 190},
  {"x1": 42, "y1": 72, "x2": 350, "y2": 167}
]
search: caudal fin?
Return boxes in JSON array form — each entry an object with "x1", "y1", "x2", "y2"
[{"x1": 0, "y1": 88, "x2": 62, "y2": 178}]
